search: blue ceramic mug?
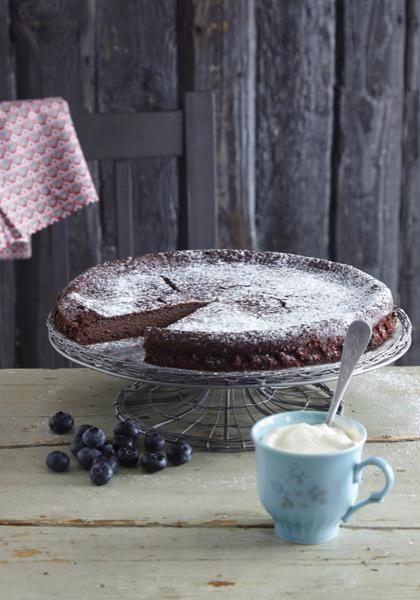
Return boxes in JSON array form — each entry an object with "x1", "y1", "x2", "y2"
[{"x1": 251, "y1": 411, "x2": 394, "y2": 544}]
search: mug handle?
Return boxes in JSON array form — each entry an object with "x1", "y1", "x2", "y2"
[{"x1": 342, "y1": 456, "x2": 394, "y2": 523}]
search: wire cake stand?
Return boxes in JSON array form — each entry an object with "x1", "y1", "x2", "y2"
[{"x1": 47, "y1": 307, "x2": 411, "y2": 450}]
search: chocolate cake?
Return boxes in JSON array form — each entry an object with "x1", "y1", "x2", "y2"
[{"x1": 52, "y1": 250, "x2": 397, "y2": 371}]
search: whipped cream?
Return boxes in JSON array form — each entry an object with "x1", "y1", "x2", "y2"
[{"x1": 264, "y1": 422, "x2": 358, "y2": 454}]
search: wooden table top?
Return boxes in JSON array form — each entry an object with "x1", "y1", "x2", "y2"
[{"x1": 0, "y1": 367, "x2": 419, "y2": 599}]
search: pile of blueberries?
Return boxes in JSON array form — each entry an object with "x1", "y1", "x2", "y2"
[{"x1": 45, "y1": 411, "x2": 192, "y2": 486}]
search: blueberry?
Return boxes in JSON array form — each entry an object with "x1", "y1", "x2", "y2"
[
  {"x1": 74, "y1": 424, "x2": 94, "y2": 440},
  {"x1": 117, "y1": 446, "x2": 139, "y2": 468},
  {"x1": 140, "y1": 452, "x2": 167, "y2": 474},
  {"x1": 107, "y1": 456, "x2": 119, "y2": 474},
  {"x1": 48, "y1": 411, "x2": 74, "y2": 435},
  {"x1": 100, "y1": 442, "x2": 116, "y2": 458},
  {"x1": 46, "y1": 450, "x2": 70, "y2": 472},
  {"x1": 111, "y1": 435, "x2": 135, "y2": 450},
  {"x1": 144, "y1": 431, "x2": 166, "y2": 452},
  {"x1": 76, "y1": 446, "x2": 102, "y2": 470},
  {"x1": 93, "y1": 455, "x2": 119, "y2": 475},
  {"x1": 166, "y1": 441, "x2": 193, "y2": 466},
  {"x1": 90, "y1": 462, "x2": 113, "y2": 486},
  {"x1": 82, "y1": 427, "x2": 106, "y2": 448},
  {"x1": 113, "y1": 420, "x2": 141, "y2": 439},
  {"x1": 70, "y1": 438, "x2": 85, "y2": 457}
]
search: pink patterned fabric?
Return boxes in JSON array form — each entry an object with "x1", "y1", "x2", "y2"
[{"x1": 0, "y1": 97, "x2": 98, "y2": 259}]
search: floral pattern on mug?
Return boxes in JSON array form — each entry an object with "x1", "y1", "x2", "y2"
[{"x1": 270, "y1": 462, "x2": 327, "y2": 510}]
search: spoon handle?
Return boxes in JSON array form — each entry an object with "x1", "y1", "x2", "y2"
[{"x1": 326, "y1": 320, "x2": 372, "y2": 427}]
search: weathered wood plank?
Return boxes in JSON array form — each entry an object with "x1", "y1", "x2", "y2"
[
  {"x1": 256, "y1": 0, "x2": 335, "y2": 257},
  {"x1": 0, "y1": 368, "x2": 418, "y2": 598},
  {"x1": 10, "y1": 0, "x2": 101, "y2": 366},
  {"x1": 0, "y1": 0, "x2": 15, "y2": 96},
  {"x1": 96, "y1": 0, "x2": 179, "y2": 257},
  {"x1": 184, "y1": 92, "x2": 217, "y2": 248},
  {"x1": 116, "y1": 161, "x2": 134, "y2": 258},
  {"x1": 0, "y1": 439, "x2": 416, "y2": 528},
  {"x1": 0, "y1": 438, "x2": 417, "y2": 529},
  {"x1": 0, "y1": 367, "x2": 419, "y2": 444},
  {"x1": 0, "y1": 368, "x2": 418, "y2": 529},
  {"x1": 51, "y1": 222, "x2": 69, "y2": 299},
  {"x1": 98, "y1": 159, "x2": 118, "y2": 262},
  {"x1": 0, "y1": 0, "x2": 17, "y2": 368},
  {"x1": 0, "y1": 527, "x2": 419, "y2": 600},
  {"x1": 0, "y1": 262, "x2": 16, "y2": 368},
  {"x1": 67, "y1": 198, "x2": 102, "y2": 280},
  {"x1": 400, "y1": 0, "x2": 420, "y2": 365},
  {"x1": 16, "y1": 235, "x2": 57, "y2": 367},
  {"x1": 341, "y1": 368, "x2": 420, "y2": 437},
  {"x1": 64, "y1": 0, "x2": 102, "y2": 281},
  {"x1": 179, "y1": 0, "x2": 256, "y2": 248},
  {"x1": 334, "y1": 0, "x2": 405, "y2": 294}
]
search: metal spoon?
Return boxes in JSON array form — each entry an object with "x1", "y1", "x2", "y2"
[{"x1": 326, "y1": 320, "x2": 372, "y2": 427}]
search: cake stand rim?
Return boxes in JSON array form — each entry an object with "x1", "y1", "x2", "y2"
[{"x1": 46, "y1": 307, "x2": 412, "y2": 388}]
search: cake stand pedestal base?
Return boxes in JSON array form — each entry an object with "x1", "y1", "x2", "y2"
[{"x1": 114, "y1": 382, "x2": 336, "y2": 451}]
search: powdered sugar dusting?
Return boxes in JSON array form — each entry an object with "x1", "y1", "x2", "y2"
[
  {"x1": 166, "y1": 263, "x2": 392, "y2": 337},
  {"x1": 65, "y1": 266, "x2": 185, "y2": 317},
  {"x1": 58, "y1": 250, "x2": 394, "y2": 340}
]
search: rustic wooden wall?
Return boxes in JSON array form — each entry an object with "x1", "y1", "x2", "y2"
[{"x1": 0, "y1": 0, "x2": 418, "y2": 367}]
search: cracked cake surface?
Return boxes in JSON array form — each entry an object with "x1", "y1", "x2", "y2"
[{"x1": 52, "y1": 249, "x2": 396, "y2": 371}]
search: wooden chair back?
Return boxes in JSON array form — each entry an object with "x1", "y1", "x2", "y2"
[{"x1": 51, "y1": 91, "x2": 216, "y2": 297}]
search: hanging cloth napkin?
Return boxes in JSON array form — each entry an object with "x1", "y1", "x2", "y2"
[{"x1": 0, "y1": 97, "x2": 99, "y2": 259}]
